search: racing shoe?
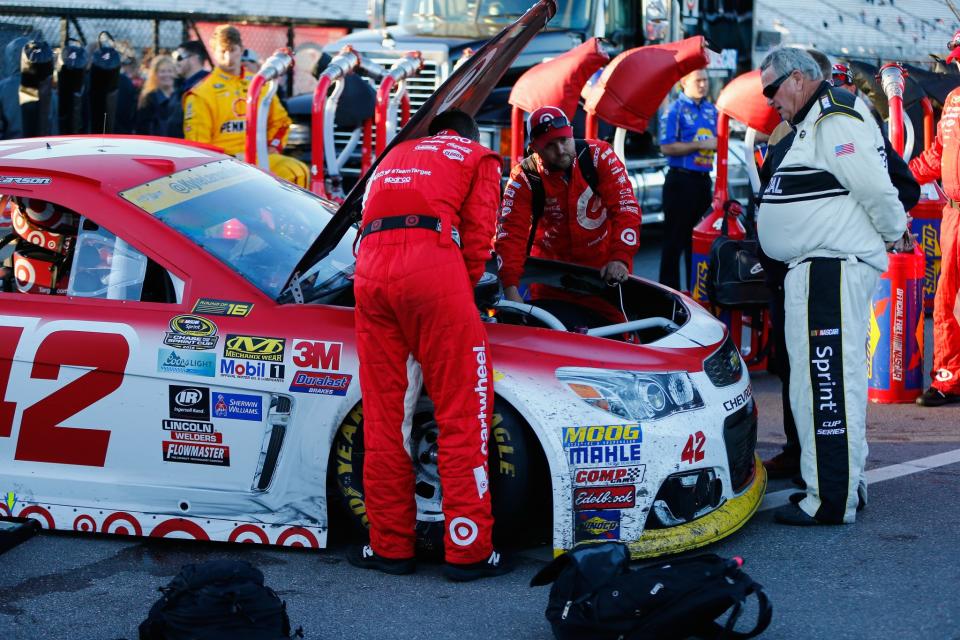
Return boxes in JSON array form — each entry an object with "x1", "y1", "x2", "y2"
[
  {"x1": 762, "y1": 451, "x2": 800, "y2": 479},
  {"x1": 789, "y1": 485, "x2": 867, "y2": 512},
  {"x1": 346, "y1": 544, "x2": 415, "y2": 575},
  {"x1": 915, "y1": 387, "x2": 960, "y2": 407},
  {"x1": 772, "y1": 503, "x2": 837, "y2": 526},
  {"x1": 443, "y1": 550, "x2": 512, "y2": 582}
]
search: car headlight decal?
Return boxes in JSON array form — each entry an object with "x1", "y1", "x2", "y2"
[{"x1": 558, "y1": 368, "x2": 704, "y2": 422}]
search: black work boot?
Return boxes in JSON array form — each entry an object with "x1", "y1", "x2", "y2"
[
  {"x1": 346, "y1": 544, "x2": 415, "y2": 575},
  {"x1": 916, "y1": 387, "x2": 960, "y2": 407},
  {"x1": 443, "y1": 550, "x2": 512, "y2": 582}
]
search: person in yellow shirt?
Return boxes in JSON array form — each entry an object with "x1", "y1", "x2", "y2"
[{"x1": 183, "y1": 24, "x2": 309, "y2": 188}]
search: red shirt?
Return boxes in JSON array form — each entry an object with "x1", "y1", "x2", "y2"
[
  {"x1": 495, "y1": 139, "x2": 641, "y2": 288},
  {"x1": 362, "y1": 131, "x2": 503, "y2": 283},
  {"x1": 910, "y1": 87, "x2": 960, "y2": 200}
]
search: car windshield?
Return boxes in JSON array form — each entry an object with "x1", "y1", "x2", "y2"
[
  {"x1": 120, "y1": 159, "x2": 350, "y2": 299},
  {"x1": 400, "y1": 0, "x2": 592, "y2": 33}
]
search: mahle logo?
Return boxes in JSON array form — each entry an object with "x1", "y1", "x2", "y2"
[{"x1": 224, "y1": 334, "x2": 286, "y2": 362}]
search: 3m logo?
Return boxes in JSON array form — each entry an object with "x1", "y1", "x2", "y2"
[
  {"x1": 223, "y1": 335, "x2": 285, "y2": 362},
  {"x1": 292, "y1": 340, "x2": 342, "y2": 370}
]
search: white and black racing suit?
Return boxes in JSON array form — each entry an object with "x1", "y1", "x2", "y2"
[{"x1": 757, "y1": 83, "x2": 907, "y2": 523}]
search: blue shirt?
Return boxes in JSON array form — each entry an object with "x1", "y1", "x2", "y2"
[{"x1": 658, "y1": 92, "x2": 718, "y2": 172}]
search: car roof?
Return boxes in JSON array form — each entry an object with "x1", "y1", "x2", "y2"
[{"x1": 0, "y1": 136, "x2": 225, "y2": 192}]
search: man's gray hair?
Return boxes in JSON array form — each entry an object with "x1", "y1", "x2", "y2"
[{"x1": 760, "y1": 47, "x2": 823, "y2": 81}]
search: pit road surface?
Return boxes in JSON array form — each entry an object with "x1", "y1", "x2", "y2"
[{"x1": 2, "y1": 227, "x2": 958, "y2": 639}]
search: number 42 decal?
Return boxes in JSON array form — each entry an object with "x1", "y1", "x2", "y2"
[
  {"x1": 0, "y1": 326, "x2": 129, "y2": 467},
  {"x1": 681, "y1": 431, "x2": 706, "y2": 464}
]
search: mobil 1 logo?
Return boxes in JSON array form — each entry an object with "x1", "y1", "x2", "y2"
[{"x1": 169, "y1": 385, "x2": 210, "y2": 420}]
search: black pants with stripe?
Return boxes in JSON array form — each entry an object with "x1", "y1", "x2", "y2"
[{"x1": 784, "y1": 258, "x2": 876, "y2": 523}]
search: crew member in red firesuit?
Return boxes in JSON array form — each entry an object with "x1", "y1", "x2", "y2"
[
  {"x1": 348, "y1": 109, "x2": 511, "y2": 581},
  {"x1": 496, "y1": 105, "x2": 642, "y2": 310},
  {"x1": 908, "y1": 30, "x2": 960, "y2": 406}
]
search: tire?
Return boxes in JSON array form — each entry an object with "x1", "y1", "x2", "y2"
[{"x1": 331, "y1": 396, "x2": 533, "y2": 557}]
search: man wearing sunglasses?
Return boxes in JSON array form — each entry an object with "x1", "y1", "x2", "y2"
[
  {"x1": 496, "y1": 105, "x2": 641, "y2": 306},
  {"x1": 908, "y1": 30, "x2": 960, "y2": 407},
  {"x1": 174, "y1": 41, "x2": 208, "y2": 95},
  {"x1": 756, "y1": 47, "x2": 906, "y2": 527}
]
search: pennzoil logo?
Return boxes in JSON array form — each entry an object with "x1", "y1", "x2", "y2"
[
  {"x1": 164, "y1": 314, "x2": 219, "y2": 350},
  {"x1": 224, "y1": 334, "x2": 285, "y2": 362}
]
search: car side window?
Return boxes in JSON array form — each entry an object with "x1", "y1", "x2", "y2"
[{"x1": 67, "y1": 217, "x2": 182, "y2": 303}]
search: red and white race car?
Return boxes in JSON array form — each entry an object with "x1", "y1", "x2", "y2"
[
  {"x1": 0, "y1": 134, "x2": 763, "y2": 557},
  {"x1": 0, "y1": 2, "x2": 763, "y2": 558}
]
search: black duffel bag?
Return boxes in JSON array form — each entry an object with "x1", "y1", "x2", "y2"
[
  {"x1": 707, "y1": 200, "x2": 770, "y2": 308},
  {"x1": 531, "y1": 541, "x2": 772, "y2": 640},
  {"x1": 139, "y1": 559, "x2": 302, "y2": 639}
]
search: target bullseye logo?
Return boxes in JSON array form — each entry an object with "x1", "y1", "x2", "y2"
[
  {"x1": 449, "y1": 516, "x2": 478, "y2": 547},
  {"x1": 14, "y1": 258, "x2": 36, "y2": 289},
  {"x1": 621, "y1": 228, "x2": 638, "y2": 246}
]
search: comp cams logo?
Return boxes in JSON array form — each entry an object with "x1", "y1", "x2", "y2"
[{"x1": 224, "y1": 334, "x2": 285, "y2": 362}]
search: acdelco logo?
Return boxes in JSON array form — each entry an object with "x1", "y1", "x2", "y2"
[
  {"x1": 175, "y1": 388, "x2": 204, "y2": 406},
  {"x1": 224, "y1": 334, "x2": 286, "y2": 362}
]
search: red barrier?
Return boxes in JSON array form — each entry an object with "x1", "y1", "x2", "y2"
[
  {"x1": 920, "y1": 96, "x2": 934, "y2": 152},
  {"x1": 878, "y1": 63, "x2": 907, "y2": 157}
]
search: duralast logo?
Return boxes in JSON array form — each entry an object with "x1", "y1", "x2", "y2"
[{"x1": 224, "y1": 334, "x2": 285, "y2": 362}]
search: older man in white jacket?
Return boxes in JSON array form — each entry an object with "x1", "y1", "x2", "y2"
[{"x1": 757, "y1": 47, "x2": 906, "y2": 526}]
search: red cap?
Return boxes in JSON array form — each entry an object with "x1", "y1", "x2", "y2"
[
  {"x1": 527, "y1": 106, "x2": 573, "y2": 152},
  {"x1": 948, "y1": 29, "x2": 960, "y2": 64}
]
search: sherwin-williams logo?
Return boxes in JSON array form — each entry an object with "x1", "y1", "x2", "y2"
[
  {"x1": 213, "y1": 392, "x2": 263, "y2": 421},
  {"x1": 158, "y1": 349, "x2": 216, "y2": 377},
  {"x1": 224, "y1": 335, "x2": 285, "y2": 362}
]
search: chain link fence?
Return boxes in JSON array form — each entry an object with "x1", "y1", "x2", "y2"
[{"x1": 0, "y1": 5, "x2": 362, "y2": 96}]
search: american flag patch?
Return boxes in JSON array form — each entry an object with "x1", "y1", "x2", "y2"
[{"x1": 834, "y1": 142, "x2": 855, "y2": 157}]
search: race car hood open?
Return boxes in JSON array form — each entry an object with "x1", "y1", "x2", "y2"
[{"x1": 287, "y1": 0, "x2": 558, "y2": 287}]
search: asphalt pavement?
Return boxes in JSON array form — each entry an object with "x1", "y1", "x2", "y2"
[{"x1": 2, "y1": 228, "x2": 959, "y2": 639}]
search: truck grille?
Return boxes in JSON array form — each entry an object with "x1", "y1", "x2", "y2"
[
  {"x1": 723, "y1": 400, "x2": 757, "y2": 493},
  {"x1": 332, "y1": 59, "x2": 441, "y2": 164}
]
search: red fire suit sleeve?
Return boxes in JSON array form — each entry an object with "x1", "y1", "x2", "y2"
[
  {"x1": 592, "y1": 141, "x2": 642, "y2": 268},
  {"x1": 459, "y1": 155, "x2": 503, "y2": 284},
  {"x1": 909, "y1": 119, "x2": 943, "y2": 185},
  {"x1": 495, "y1": 164, "x2": 535, "y2": 289}
]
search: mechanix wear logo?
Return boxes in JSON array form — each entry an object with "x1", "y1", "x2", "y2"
[{"x1": 224, "y1": 334, "x2": 286, "y2": 362}]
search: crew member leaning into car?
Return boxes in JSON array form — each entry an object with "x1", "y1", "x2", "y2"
[
  {"x1": 348, "y1": 109, "x2": 511, "y2": 582},
  {"x1": 757, "y1": 47, "x2": 906, "y2": 526},
  {"x1": 495, "y1": 105, "x2": 641, "y2": 312},
  {"x1": 183, "y1": 24, "x2": 309, "y2": 188}
]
